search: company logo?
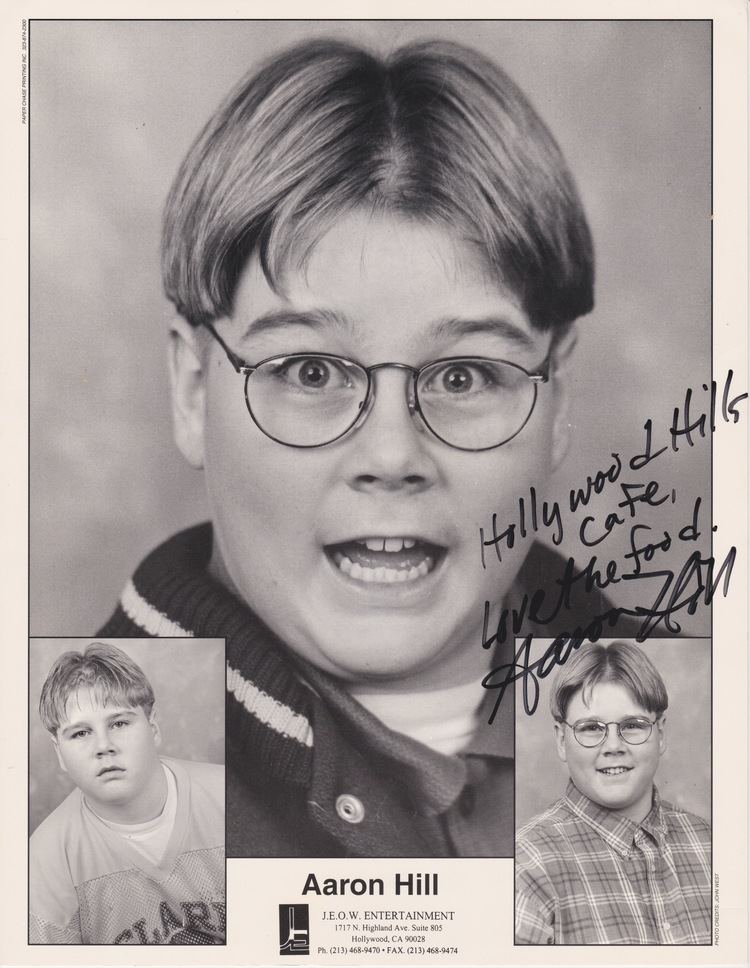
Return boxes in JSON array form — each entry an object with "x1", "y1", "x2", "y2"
[{"x1": 279, "y1": 904, "x2": 310, "y2": 955}]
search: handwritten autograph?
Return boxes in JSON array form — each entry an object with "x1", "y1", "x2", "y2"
[{"x1": 479, "y1": 368, "x2": 747, "y2": 722}]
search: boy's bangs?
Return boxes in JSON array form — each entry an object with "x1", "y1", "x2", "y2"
[
  {"x1": 256, "y1": 197, "x2": 489, "y2": 300},
  {"x1": 40, "y1": 644, "x2": 156, "y2": 733},
  {"x1": 555, "y1": 642, "x2": 669, "y2": 721},
  {"x1": 69, "y1": 677, "x2": 151, "y2": 718},
  {"x1": 51, "y1": 674, "x2": 153, "y2": 732},
  {"x1": 163, "y1": 39, "x2": 594, "y2": 332}
]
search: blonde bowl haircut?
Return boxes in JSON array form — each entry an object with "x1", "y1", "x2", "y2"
[
  {"x1": 39, "y1": 643, "x2": 156, "y2": 735},
  {"x1": 549, "y1": 641, "x2": 669, "y2": 723},
  {"x1": 162, "y1": 39, "x2": 594, "y2": 333}
]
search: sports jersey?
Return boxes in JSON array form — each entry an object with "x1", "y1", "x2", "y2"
[{"x1": 29, "y1": 757, "x2": 225, "y2": 945}]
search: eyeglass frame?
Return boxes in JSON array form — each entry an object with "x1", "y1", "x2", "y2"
[
  {"x1": 561, "y1": 717, "x2": 661, "y2": 748},
  {"x1": 200, "y1": 320, "x2": 552, "y2": 452}
]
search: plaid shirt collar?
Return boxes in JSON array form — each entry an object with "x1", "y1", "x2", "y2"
[{"x1": 563, "y1": 781, "x2": 668, "y2": 857}]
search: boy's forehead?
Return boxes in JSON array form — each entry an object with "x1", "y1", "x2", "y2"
[
  {"x1": 228, "y1": 211, "x2": 538, "y2": 351},
  {"x1": 61, "y1": 687, "x2": 140, "y2": 724},
  {"x1": 573, "y1": 681, "x2": 649, "y2": 716}
]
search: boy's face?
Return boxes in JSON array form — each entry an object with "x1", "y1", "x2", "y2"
[
  {"x1": 53, "y1": 688, "x2": 162, "y2": 817},
  {"x1": 172, "y1": 211, "x2": 571, "y2": 690},
  {"x1": 555, "y1": 681, "x2": 666, "y2": 822}
]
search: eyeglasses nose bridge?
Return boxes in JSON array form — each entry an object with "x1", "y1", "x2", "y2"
[
  {"x1": 364, "y1": 361, "x2": 420, "y2": 415},
  {"x1": 601, "y1": 721, "x2": 626, "y2": 747}
]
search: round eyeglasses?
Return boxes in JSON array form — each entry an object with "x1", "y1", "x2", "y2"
[
  {"x1": 562, "y1": 718, "x2": 659, "y2": 748},
  {"x1": 202, "y1": 322, "x2": 550, "y2": 451}
]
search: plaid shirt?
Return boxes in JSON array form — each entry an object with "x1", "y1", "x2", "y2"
[{"x1": 515, "y1": 782, "x2": 711, "y2": 945}]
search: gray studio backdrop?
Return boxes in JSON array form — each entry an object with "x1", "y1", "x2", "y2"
[
  {"x1": 29, "y1": 638, "x2": 225, "y2": 834},
  {"x1": 30, "y1": 20, "x2": 712, "y2": 635},
  {"x1": 515, "y1": 638, "x2": 711, "y2": 827}
]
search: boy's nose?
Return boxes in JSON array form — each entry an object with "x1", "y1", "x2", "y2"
[
  {"x1": 601, "y1": 723, "x2": 626, "y2": 752},
  {"x1": 345, "y1": 368, "x2": 437, "y2": 493},
  {"x1": 94, "y1": 731, "x2": 116, "y2": 754}
]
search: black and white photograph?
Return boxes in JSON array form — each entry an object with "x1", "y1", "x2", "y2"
[
  {"x1": 514, "y1": 638, "x2": 711, "y2": 946},
  {"x1": 28, "y1": 637, "x2": 226, "y2": 944},
  {"x1": 29, "y1": 19, "x2": 713, "y2": 862}
]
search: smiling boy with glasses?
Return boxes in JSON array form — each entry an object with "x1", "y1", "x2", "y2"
[
  {"x1": 515, "y1": 641, "x2": 711, "y2": 945},
  {"x1": 99, "y1": 38, "x2": 636, "y2": 858}
]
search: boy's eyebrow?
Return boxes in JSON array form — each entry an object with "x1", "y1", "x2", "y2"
[
  {"x1": 428, "y1": 316, "x2": 537, "y2": 349},
  {"x1": 238, "y1": 310, "x2": 536, "y2": 349},
  {"x1": 238, "y1": 308, "x2": 350, "y2": 342},
  {"x1": 60, "y1": 708, "x2": 137, "y2": 735}
]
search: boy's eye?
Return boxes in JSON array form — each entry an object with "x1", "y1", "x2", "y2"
[
  {"x1": 576, "y1": 721, "x2": 605, "y2": 734},
  {"x1": 70, "y1": 729, "x2": 89, "y2": 739},
  {"x1": 266, "y1": 356, "x2": 355, "y2": 392},
  {"x1": 296, "y1": 358, "x2": 331, "y2": 388},
  {"x1": 427, "y1": 362, "x2": 490, "y2": 394},
  {"x1": 111, "y1": 720, "x2": 129, "y2": 729},
  {"x1": 420, "y1": 359, "x2": 514, "y2": 400},
  {"x1": 441, "y1": 363, "x2": 479, "y2": 393}
]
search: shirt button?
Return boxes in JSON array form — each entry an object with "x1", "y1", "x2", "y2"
[
  {"x1": 458, "y1": 785, "x2": 476, "y2": 818},
  {"x1": 336, "y1": 794, "x2": 365, "y2": 824}
]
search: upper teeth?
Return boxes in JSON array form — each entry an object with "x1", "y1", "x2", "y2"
[
  {"x1": 360, "y1": 537, "x2": 417, "y2": 552},
  {"x1": 600, "y1": 767, "x2": 630, "y2": 774}
]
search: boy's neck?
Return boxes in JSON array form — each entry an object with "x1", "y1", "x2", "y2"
[
  {"x1": 579, "y1": 782, "x2": 656, "y2": 827},
  {"x1": 87, "y1": 761, "x2": 168, "y2": 825},
  {"x1": 613, "y1": 786, "x2": 656, "y2": 826}
]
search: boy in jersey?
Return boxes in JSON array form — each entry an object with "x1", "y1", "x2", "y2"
[
  {"x1": 515, "y1": 641, "x2": 711, "y2": 945},
  {"x1": 29, "y1": 643, "x2": 225, "y2": 945},
  {"x1": 100, "y1": 39, "x2": 637, "y2": 858}
]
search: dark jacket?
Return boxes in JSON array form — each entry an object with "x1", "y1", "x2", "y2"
[{"x1": 99, "y1": 523, "x2": 641, "y2": 858}]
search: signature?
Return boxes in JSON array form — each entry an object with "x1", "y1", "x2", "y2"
[{"x1": 478, "y1": 368, "x2": 746, "y2": 722}]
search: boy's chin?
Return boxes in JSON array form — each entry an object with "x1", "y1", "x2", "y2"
[{"x1": 292, "y1": 627, "x2": 470, "y2": 690}]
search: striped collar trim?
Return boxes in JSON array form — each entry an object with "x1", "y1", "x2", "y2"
[
  {"x1": 119, "y1": 570, "x2": 315, "y2": 773},
  {"x1": 120, "y1": 579, "x2": 192, "y2": 638},
  {"x1": 227, "y1": 664, "x2": 313, "y2": 749}
]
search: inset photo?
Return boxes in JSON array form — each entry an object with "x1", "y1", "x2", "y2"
[
  {"x1": 514, "y1": 638, "x2": 711, "y2": 945},
  {"x1": 29, "y1": 637, "x2": 226, "y2": 945}
]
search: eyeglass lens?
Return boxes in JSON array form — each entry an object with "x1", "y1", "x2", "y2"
[
  {"x1": 572, "y1": 719, "x2": 654, "y2": 747},
  {"x1": 245, "y1": 354, "x2": 538, "y2": 449}
]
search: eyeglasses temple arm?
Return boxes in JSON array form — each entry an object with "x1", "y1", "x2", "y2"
[
  {"x1": 530, "y1": 346, "x2": 555, "y2": 383},
  {"x1": 201, "y1": 320, "x2": 248, "y2": 373}
]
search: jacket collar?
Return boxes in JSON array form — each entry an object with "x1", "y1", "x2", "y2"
[
  {"x1": 128, "y1": 524, "x2": 315, "y2": 788},
  {"x1": 127, "y1": 522, "x2": 515, "y2": 800}
]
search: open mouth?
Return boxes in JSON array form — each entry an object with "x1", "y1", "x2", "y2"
[
  {"x1": 597, "y1": 766, "x2": 633, "y2": 776},
  {"x1": 325, "y1": 536, "x2": 445, "y2": 585}
]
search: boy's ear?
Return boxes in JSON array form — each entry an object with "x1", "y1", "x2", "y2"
[
  {"x1": 51, "y1": 736, "x2": 67, "y2": 773},
  {"x1": 554, "y1": 721, "x2": 568, "y2": 763},
  {"x1": 167, "y1": 317, "x2": 207, "y2": 469},
  {"x1": 549, "y1": 324, "x2": 578, "y2": 471},
  {"x1": 148, "y1": 707, "x2": 162, "y2": 749},
  {"x1": 656, "y1": 714, "x2": 667, "y2": 757}
]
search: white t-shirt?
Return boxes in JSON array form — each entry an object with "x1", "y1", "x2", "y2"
[
  {"x1": 350, "y1": 680, "x2": 484, "y2": 755},
  {"x1": 94, "y1": 763, "x2": 178, "y2": 865}
]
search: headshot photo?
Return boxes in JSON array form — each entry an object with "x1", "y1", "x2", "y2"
[
  {"x1": 29, "y1": 638, "x2": 226, "y2": 945},
  {"x1": 29, "y1": 21, "x2": 711, "y2": 859},
  {"x1": 514, "y1": 638, "x2": 711, "y2": 945}
]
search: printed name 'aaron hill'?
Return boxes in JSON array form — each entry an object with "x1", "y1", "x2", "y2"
[{"x1": 302, "y1": 873, "x2": 439, "y2": 896}]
